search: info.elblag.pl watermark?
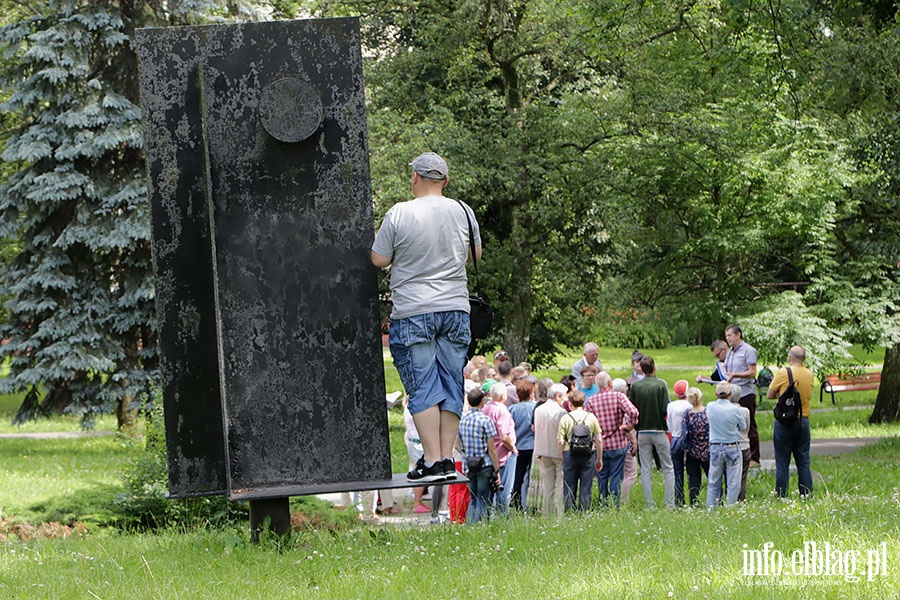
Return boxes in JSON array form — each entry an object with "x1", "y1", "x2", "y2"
[{"x1": 742, "y1": 541, "x2": 889, "y2": 582}]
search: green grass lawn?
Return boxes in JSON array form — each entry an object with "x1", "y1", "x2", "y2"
[
  {"x1": 0, "y1": 389, "x2": 118, "y2": 435},
  {"x1": 0, "y1": 343, "x2": 897, "y2": 599},
  {"x1": 0, "y1": 435, "x2": 139, "y2": 527},
  {"x1": 2, "y1": 438, "x2": 899, "y2": 599}
]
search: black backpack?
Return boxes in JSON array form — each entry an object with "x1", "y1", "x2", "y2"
[
  {"x1": 568, "y1": 414, "x2": 594, "y2": 457},
  {"x1": 773, "y1": 367, "x2": 802, "y2": 427}
]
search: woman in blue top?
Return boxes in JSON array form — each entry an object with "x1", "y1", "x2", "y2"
[{"x1": 509, "y1": 380, "x2": 537, "y2": 511}]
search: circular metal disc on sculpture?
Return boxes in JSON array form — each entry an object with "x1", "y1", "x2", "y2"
[{"x1": 259, "y1": 77, "x2": 323, "y2": 143}]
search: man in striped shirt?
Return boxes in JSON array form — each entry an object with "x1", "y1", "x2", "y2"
[{"x1": 584, "y1": 372, "x2": 640, "y2": 506}]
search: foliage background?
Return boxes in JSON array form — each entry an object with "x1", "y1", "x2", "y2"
[{"x1": 0, "y1": 0, "x2": 897, "y2": 423}]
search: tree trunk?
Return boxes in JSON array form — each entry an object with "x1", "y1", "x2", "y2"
[
  {"x1": 870, "y1": 343, "x2": 900, "y2": 423},
  {"x1": 116, "y1": 393, "x2": 140, "y2": 433},
  {"x1": 39, "y1": 387, "x2": 73, "y2": 414},
  {"x1": 503, "y1": 202, "x2": 533, "y2": 363},
  {"x1": 116, "y1": 334, "x2": 141, "y2": 434}
]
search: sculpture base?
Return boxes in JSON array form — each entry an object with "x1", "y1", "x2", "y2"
[{"x1": 231, "y1": 471, "x2": 469, "y2": 501}]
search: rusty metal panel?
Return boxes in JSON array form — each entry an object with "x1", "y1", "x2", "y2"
[
  {"x1": 137, "y1": 18, "x2": 391, "y2": 500},
  {"x1": 137, "y1": 30, "x2": 226, "y2": 497}
]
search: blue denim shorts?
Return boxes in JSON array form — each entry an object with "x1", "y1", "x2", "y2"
[{"x1": 388, "y1": 310, "x2": 470, "y2": 417}]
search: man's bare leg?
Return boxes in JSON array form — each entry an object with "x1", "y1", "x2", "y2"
[
  {"x1": 411, "y1": 404, "x2": 441, "y2": 465},
  {"x1": 439, "y1": 409, "x2": 460, "y2": 460}
]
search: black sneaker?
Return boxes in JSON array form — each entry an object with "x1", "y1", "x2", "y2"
[
  {"x1": 407, "y1": 458, "x2": 447, "y2": 483},
  {"x1": 441, "y1": 458, "x2": 458, "y2": 480}
]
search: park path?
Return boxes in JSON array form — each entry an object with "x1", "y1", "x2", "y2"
[
  {"x1": 758, "y1": 436, "x2": 883, "y2": 460},
  {"x1": 0, "y1": 430, "x2": 116, "y2": 439}
]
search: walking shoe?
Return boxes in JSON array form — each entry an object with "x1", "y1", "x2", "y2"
[
  {"x1": 441, "y1": 458, "x2": 458, "y2": 480},
  {"x1": 407, "y1": 458, "x2": 447, "y2": 483}
]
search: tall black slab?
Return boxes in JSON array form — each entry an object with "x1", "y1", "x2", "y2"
[
  {"x1": 137, "y1": 18, "x2": 391, "y2": 500},
  {"x1": 137, "y1": 30, "x2": 226, "y2": 497}
]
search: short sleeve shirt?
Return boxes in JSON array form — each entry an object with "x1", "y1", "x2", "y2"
[
  {"x1": 584, "y1": 388, "x2": 638, "y2": 450},
  {"x1": 457, "y1": 408, "x2": 498, "y2": 468},
  {"x1": 769, "y1": 365, "x2": 814, "y2": 417},
  {"x1": 372, "y1": 195, "x2": 480, "y2": 320},
  {"x1": 482, "y1": 400, "x2": 517, "y2": 467},
  {"x1": 557, "y1": 408, "x2": 601, "y2": 452},
  {"x1": 724, "y1": 341, "x2": 758, "y2": 398}
]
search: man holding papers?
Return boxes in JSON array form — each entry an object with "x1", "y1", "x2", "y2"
[{"x1": 696, "y1": 340, "x2": 728, "y2": 385}]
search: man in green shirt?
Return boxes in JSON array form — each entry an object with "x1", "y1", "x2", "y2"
[{"x1": 629, "y1": 356, "x2": 675, "y2": 509}]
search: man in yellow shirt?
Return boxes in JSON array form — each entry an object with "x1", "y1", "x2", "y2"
[
  {"x1": 766, "y1": 346, "x2": 815, "y2": 497},
  {"x1": 557, "y1": 391, "x2": 603, "y2": 512}
]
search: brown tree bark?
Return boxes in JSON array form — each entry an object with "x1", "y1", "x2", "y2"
[
  {"x1": 116, "y1": 333, "x2": 142, "y2": 433},
  {"x1": 869, "y1": 343, "x2": 900, "y2": 423},
  {"x1": 503, "y1": 202, "x2": 533, "y2": 363},
  {"x1": 116, "y1": 393, "x2": 140, "y2": 433}
]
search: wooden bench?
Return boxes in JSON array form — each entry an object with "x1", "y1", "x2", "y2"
[{"x1": 820, "y1": 372, "x2": 881, "y2": 404}]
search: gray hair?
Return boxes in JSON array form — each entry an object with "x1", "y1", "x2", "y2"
[
  {"x1": 611, "y1": 378, "x2": 628, "y2": 393},
  {"x1": 549, "y1": 383, "x2": 568, "y2": 398},
  {"x1": 538, "y1": 377, "x2": 553, "y2": 399},
  {"x1": 596, "y1": 371, "x2": 611, "y2": 388}
]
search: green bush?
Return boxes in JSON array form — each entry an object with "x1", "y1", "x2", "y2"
[
  {"x1": 25, "y1": 483, "x2": 122, "y2": 529},
  {"x1": 114, "y1": 398, "x2": 247, "y2": 530},
  {"x1": 591, "y1": 321, "x2": 672, "y2": 349},
  {"x1": 740, "y1": 291, "x2": 857, "y2": 376}
]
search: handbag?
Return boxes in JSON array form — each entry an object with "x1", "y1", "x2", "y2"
[
  {"x1": 465, "y1": 455, "x2": 485, "y2": 473},
  {"x1": 455, "y1": 200, "x2": 493, "y2": 339},
  {"x1": 671, "y1": 408, "x2": 692, "y2": 455}
]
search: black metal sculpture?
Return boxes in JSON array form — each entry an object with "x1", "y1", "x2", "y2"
[{"x1": 137, "y1": 18, "x2": 396, "y2": 537}]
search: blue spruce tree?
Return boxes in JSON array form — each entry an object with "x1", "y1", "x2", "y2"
[
  {"x1": 0, "y1": 4, "x2": 156, "y2": 429},
  {"x1": 0, "y1": 0, "x2": 267, "y2": 428}
]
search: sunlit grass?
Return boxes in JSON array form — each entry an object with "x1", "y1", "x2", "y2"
[
  {"x1": 0, "y1": 388, "x2": 118, "y2": 435},
  {"x1": 1, "y1": 441, "x2": 899, "y2": 599},
  {"x1": 0, "y1": 413, "x2": 118, "y2": 435},
  {"x1": 0, "y1": 435, "x2": 140, "y2": 524}
]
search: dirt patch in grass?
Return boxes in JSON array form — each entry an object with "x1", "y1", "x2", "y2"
[{"x1": 0, "y1": 517, "x2": 89, "y2": 542}]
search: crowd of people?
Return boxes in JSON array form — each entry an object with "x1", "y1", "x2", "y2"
[
  {"x1": 369, "y1": 151, "x2": 812, "y2": 525},
  {"x1": 446, "y1": 327, "x2": 815, "y2": 523}
]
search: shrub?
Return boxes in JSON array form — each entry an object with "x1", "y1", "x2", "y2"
[
  {"x1": 739, "y1": 292, "x2": 857, "y2": 376},
  {"x1": 114, "y1": 397, "x2": 247, "y2": 529},
  {"x1": 583, "y1": 307, "x2": 673, "y2": 350},
  {"x1": 591, "y1": 322, "x2": 672, "y2": 349}
]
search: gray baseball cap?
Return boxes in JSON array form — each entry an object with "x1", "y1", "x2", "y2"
[{"x1": 409, "y1": 152, "x2": 449, "y2": 179}]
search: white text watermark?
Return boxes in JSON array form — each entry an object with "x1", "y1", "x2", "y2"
[{"x1": 742, "y1": 541, "x2": 889, "y2": 582}]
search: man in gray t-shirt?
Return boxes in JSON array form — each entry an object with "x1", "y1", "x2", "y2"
[
  {"x1": 371, "y1": 152, "x2": 482, "y2": 483},
  {"x1": 724, "y1": 324, "x2": 759, "y2": 465}
]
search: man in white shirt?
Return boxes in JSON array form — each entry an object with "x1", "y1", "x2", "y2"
[
  {"x1": 571, "y1": 342, "x2": 603, "y2": 387},
  {"x1": 533, "y1": 383, "x2": 568, "y2": 517}
]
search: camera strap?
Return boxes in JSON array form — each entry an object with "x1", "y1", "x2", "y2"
[{"x1": 455, "y1": 199, "x2": 483, "y2": 297}]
